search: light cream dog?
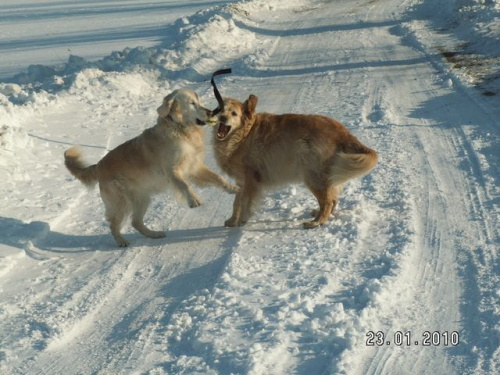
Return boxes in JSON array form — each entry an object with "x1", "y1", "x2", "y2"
[
  {"x1": 213, "y1": 94, "x2": 378, "y2": 229},
  {"x1": 65, "y1": 89, "x2": 238, "y2": 247}
]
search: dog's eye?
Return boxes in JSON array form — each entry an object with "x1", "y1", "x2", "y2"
[
  {"x1": 231, "y1": 111, "x2": 238, "y2": 117},
  {"x1": 190, "y1": 101, "x2": 196, "y2": 106}
]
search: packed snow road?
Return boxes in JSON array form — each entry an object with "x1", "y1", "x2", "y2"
[
  {"x1": 0, "y1": 0, "x2": 498, "y2": 374},
  {"x1": 0, "y1": 0, "x2": 232, "y2": 80}
]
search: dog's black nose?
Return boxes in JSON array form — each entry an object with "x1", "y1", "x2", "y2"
[{"x1": 220, "y1": 115, "x2": 228, "y2": 123}]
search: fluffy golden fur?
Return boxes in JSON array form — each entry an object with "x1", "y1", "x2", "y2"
[
  {"x1": 65, "y1": 89, "x2": 238, "y2": 247},
  {"x1": 213, "y1": 94, "x2": 378, "y2": 228}
]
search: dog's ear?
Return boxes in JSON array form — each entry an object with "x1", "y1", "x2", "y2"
[
  {"x1": 158, "y1": 93, "x2": 175, "y2": 118},
  {"x1": 169, "y1": 99, "x2": 183, "y2": 123},
  {"x1": 243, "y1": 95, "x2": 258, "y2": 117},
  {"x1": 164, "y1": 99, "x2": 174, "y2": 113},
  {"x1": 158, "y1": 91, "x2": 184, "y2": 123}
]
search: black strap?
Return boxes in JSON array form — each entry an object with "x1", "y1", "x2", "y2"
[{"x1": 211, "y1": 68, "x2": 232, "y2": 115}]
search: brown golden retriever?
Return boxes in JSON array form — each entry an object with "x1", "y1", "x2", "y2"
[
  {"x1": 213, "y1": 94, "x2": 378, "y2": 229},
  {"x1": 65, "y1": 89, "x2": 238, "y2": 247}
]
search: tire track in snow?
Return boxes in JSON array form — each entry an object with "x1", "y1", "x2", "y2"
[
  {"x1": 16, "y1": 168, "x2": 240, "y2": 374},
  {"x1": 332, "y1": 2, "x2": 464, "y2": 372},
  {"x1": 339, "y1": 1, "x2": 499, "y2": 371},
  {"x1": 43, "y1": 250, "x2": 170, "y2": 374},
  {"x1": 417, "y1": 93, "x2": 500, "y2": 374}
]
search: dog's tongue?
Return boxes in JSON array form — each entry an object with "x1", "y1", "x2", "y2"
[{"x1": 217, "y1": 123, "x2": 231, "y2": 139}]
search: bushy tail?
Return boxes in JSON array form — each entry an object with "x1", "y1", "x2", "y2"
[
  {"x1": 64, "y1": 146, "x2": 98, "y2": 187},
  {"x1": 329, "y1": 149, "x2": 378, "y2": 186}
]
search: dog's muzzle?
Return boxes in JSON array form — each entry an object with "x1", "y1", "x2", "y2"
[
  {"x1": 196, "y1": 108, "x2": 215, "y2": 126},
  {"x1": 217, "y1": 122, "x2": 231, "y2": 140}
]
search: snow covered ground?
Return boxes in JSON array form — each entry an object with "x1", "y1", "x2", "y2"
[
  {"x1": 0, "y1": 0, "x2": 235, "y2": 81},
  {"x1": 0, "y1": 0, "x2": 498, "y2": 374}
]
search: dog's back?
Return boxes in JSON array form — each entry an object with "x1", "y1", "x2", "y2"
[{"x1": 221, "y1": 112, "x2": 377, "y2": 187}]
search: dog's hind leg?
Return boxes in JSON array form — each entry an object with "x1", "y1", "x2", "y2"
[
  {"x1": 304, "y1": 187, "x2": 333, "y2": 229},
  {"x1": 304, "y1": 178, "x2": 337, "y2": 229},
  {"x1": 101, "y1": 184, "x2": 131, "y2": 247},
  {"x1": 131, "y1": 194, "x2": 166, "y2": 239},
  {"x1": 310, "y1": 184, "x2": 343, "y2": 217}
]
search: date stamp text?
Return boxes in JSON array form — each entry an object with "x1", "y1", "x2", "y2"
[{"x1": 366, "y1": 331, "x2": 459, "y2": 347}]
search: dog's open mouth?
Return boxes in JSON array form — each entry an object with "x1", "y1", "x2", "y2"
[
  {"x1": 196, "y1": 118, "x2": 206, "y2": 126},
  {"x1": 217, "y1": 123, "x2": 231, "y2": 140}
]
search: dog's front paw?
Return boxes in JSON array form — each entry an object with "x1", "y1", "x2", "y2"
[
  {"x1": 188, "y1": 196, "x2": 202, "y2": 208},
  {"x1": 115, "y1": 237, "x2": 130, "y2": 247},
  {"x1": 149, "y1": 230, "x2": 166, "y2": 238},
  {"x1": 224, "y1": 217, "x2": 247, "y2": 227},
  {"x1": 303, "y1": 220, "x2": 321, "y2": 229},
  {"x1": 225, "y1": 216, "x2": 245, "y2": 227},
  {"x1": 224, "y1": 218, "x2": 237, "y2": 227},
  {"x1": 226, "y1": 184, "x2": 240, "y2": 194}
]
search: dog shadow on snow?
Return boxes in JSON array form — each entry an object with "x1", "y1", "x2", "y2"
[{"x1": 0, "y1": 216, "x2": 240, "y2": 257}]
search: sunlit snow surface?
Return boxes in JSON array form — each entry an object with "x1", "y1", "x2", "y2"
[{"x1": 0, "y1": 0, "x2": 498, "y2": 374}]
